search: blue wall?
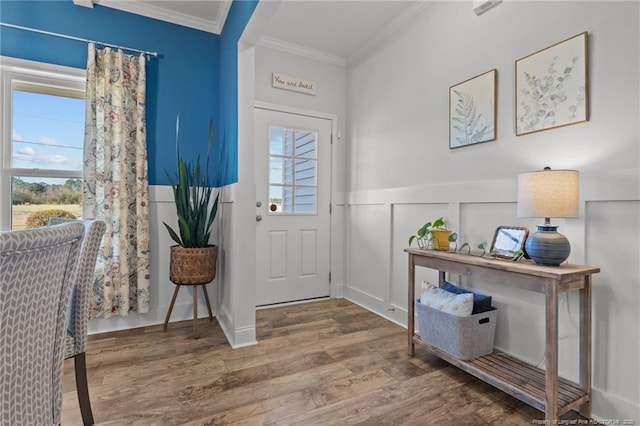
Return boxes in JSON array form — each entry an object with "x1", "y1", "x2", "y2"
[
  {"x1": 0, "y1": 0, "x2": 223, "y2": 185},
  {"x1": 217, "y1": 0, "x2": 258, "y2": 186}
]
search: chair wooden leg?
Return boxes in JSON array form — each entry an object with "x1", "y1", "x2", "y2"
[
  {"x1": 202, "y1": 284, "x2": 213, "y2": 321},
  {"x1": 163, "y1": 285, "x2": 180, "y2": 330},
  {"x1": 193, "y1": 287, "x2": 198, "y2": 339},
  {"x1": 74, "y1": 352, "x2": 94, "y2": 426}
]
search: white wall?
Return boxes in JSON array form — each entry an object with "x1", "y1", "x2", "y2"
[
  {"x1": 209, "y1": 40, "x2": 260, "y2": 349},
  {"x1": 345, "y1": 0, "x2": 639, "y2": 421},
  {"x1": 213, "y1": 1, "x2": 350, "y2": 348},
  {"x1": 90, "y1": 0, "x2": 639, "y2": 419},
  {"x1": 347, "y1": 1, "x2": 639, "y2": 191},
  {"x1": 254, "y1": 44, "x2": 348, "y2": 294},
  {"x1": 255, "y1": 46, "x2": 347, "y2": 190}
]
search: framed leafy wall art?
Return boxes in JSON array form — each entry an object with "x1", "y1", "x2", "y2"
[
  {"x1": 516, "y1": 31, "x2": 589, "y2": 136},
  {"x1": 449, "y1": 69, "x2": 497, "y2": 149}
]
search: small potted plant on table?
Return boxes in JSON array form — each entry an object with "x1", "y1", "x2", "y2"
[{"x1": 408, "y1": 217, "x2": 458, "y2": 251}]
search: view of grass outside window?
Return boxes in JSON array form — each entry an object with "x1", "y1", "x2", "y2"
[
  {"x1": 9, "y1": 84, "x2": 85, "y2": 230},
  {"x1": 11, "y1": 177, "x2": 83, "y2": 230}
]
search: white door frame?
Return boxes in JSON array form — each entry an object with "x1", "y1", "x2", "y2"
[{"x1": 254, "y1": 100, "x2": 339, "y2": 299}]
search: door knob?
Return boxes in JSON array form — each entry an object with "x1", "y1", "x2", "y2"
[
  {"x1": 256, "y1": 201, "x2": 262, "y2": 208},
  {"x1": 256, "y1": 214, "x2": 262, "y2": 222}
]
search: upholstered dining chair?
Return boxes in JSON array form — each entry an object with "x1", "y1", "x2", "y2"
[
  {"x1": 48, "y1": 217, "x2": 106, "y2": 426},
  {"x1": 0, "y1": 222, "x2": 84, "y2": 426}
]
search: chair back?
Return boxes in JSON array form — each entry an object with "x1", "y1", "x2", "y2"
[
  {"x1": 0, "y1": 222, "x2": 84, "y2": 426},
  {"x1": 48, "y1": 217, "x2": 106, "y2": 355}
]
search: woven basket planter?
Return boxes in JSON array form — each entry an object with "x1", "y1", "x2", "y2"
[{"x1": 169, "y1": 245, "x2": 218, "y2": 285}]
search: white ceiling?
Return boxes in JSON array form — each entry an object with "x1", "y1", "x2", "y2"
[
  {"x1": 87, "y1": 0, "x2": 430, "y2": 65},
  {"x1": 260, "y1": 1, "x2": 419, "y2": 60}
]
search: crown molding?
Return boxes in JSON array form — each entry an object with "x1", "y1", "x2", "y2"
[
  {"x1": 213, "y1": 1, "x2": 232, "y2": 35},
  {"x1": 93, "y1": 0, "x2": 231, "y2": 34},
  {"x1": 72, "y1": 0, "x2": 94, "y2": 9},
  {"x1": 256, "y1": 1, "x2": 435, "y2": 68},
  {"x1": 347, "y1": 0, "x2": 435, "y2": 66},
  {"x1": 256, "y1": 36, "x2": 347, "y2": 67}
]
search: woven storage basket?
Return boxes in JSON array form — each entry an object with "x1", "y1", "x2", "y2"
[
  {"x1": 416, "y1": 300, "x2": 497, "y2": 360},
  {"x1": 169, "y1": 245, "x2": 217, "y2": 284}
]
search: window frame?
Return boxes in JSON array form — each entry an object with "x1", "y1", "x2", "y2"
[
  {"x1": 0, "y1": 56, "x2": 86, "y2": 230},
  {"x1": 268, "y1": 126, "x2": 319, "y2": 215}
]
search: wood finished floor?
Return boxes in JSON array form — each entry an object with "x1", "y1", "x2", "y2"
[{"x1": 61, "y1": 299, "x2": 586, "y2": 425}]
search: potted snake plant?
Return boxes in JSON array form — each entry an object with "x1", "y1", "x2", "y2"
[{"x1": 163, "y1": 115, "x2": 220, "y2": 285}]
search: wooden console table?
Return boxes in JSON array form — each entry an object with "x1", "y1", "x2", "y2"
[{"x1": 405, "y1": 248, "x2": 599, "y2": 421}]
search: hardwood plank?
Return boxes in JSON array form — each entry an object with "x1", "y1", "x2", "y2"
[
  {"x1": 60, "y1": 299, "x2": 589, "y2": 425},
  {"x1": 180, "y1": 390, "x2": 318, "y2": 426}
]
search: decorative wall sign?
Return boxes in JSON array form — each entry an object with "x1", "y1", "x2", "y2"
[
  {"x1": 272, "y1": 73, "x2": 316, "y2": 96},
  {"x1": 449, "y1": 69, "x2": 497, "y2": 149},
  {"x1": 516, "y1": 32, "x2": 589, "y2": 136}
]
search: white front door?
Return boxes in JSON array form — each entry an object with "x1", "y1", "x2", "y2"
[{"x1": 254, "y1": 108, "x2": 332, "y2": 306}]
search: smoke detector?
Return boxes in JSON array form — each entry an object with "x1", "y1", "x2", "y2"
[{"x1": 473, "y1": 0, "x2": 502, "y2": 15}]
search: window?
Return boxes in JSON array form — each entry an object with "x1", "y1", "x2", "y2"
[
  {"x1": 268, "y1": 125, "x2": 318, "y2": 214},
  {"x1": 1, "y1": 57, "x2": 86, "y2": 230}
]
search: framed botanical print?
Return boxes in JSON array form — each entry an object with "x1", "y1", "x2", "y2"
[
  {"x1": 516, "y1": 32, "x2": 589, "y2": 136},
  {"x1": 449, "y1": 69, "x2": 497, "y2": 149}
]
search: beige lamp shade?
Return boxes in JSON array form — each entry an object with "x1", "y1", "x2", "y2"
[{"x1": 517, "y1": 169, "x2": 579, "y2": 218}]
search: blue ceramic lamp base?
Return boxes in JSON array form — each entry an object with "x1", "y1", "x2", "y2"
[{"x1": 524, "y1": 224, "x2": 571, "y2": 266}]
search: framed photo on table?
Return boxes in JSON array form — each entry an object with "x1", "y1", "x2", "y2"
[
  {"x1": 516, "y1": 31, "x2": 589, "y2": 136},
  {"x1": 490, "y1": 226, "x2": 529, "y2": 259}
]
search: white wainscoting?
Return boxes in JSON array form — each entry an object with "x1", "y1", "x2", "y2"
[
  {"x1": 340, "y1": 170, "x2": 640, "y2": 420},
  {"x1": 87, "y1": 185, "x2": 225, "y2": 335}
]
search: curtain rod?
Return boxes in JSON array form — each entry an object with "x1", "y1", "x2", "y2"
[{"x1": 0, "y1": 22, "x2": 158, "y2": 58}]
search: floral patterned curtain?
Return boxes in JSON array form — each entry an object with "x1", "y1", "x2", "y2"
[{"x1": 84, "y1": 43, "x2": 150, "y2": 318}]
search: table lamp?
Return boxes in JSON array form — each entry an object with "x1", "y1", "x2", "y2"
[{"x1": 517, "y1": 167, "x2": 579, "y2": 266}]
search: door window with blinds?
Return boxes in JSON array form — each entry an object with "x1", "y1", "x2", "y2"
[{"x1": 268, "y1": 126, "x2": 318, "y2": 214}]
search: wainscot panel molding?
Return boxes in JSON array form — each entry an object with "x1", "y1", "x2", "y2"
[
  {"x1": 345, "y1": 203, "x2": 390, "y2": 303},
  {"x1": 345, "y1": 170, "x2": 640, "y2": 207},
  {"x1": 592, "y1": 387, "x2": 640, "y2": 423},
  {"x1": 345, "y1": 178, "x2": 516, "y2": 206},
  {"x1": 149, "y1": 185, "x2": 174, "y2": 203},
  {"x1": 341, "y1": 172, "x2": 640, "y2": 421},
  {"x1": 343, "y1": 0, "x2": 638, "y2": 420},
  {"x1": 88, "y1": 184, "x2": 224, "y2": 335},
  {"x1": 342, "y1": 171, "x2": 639, "y2": 317},
  {"x1": 150, "y1": 179, "x2": 236, "y2": 204}
]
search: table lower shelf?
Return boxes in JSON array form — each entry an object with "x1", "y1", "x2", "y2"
[{"x1": 412, "y1": 335, "x2": 589, "y2": 415}]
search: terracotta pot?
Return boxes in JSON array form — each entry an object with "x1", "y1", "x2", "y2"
[
  {"x1": 169, "y1": 245, "x2": 217, "y2": 284},
  {"x1": 430, "y1": 229, "x2": 452, "y2": 251}
]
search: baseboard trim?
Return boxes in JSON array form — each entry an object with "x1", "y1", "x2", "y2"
[
  {"x1": 343, "y1": 294, "x2": 407, "y2": 330},
  {"x1": 230, "y1": 325, "x2": 258, "y2": 349},
  {"x1": 87, "y1": 302, "x2": 215, "y2": 335},
  {"x1": 256, "y1": 296, "x2": 330, "y2": 310},
  {"x1": 591, "y1": 387, "x2": 640, "y2": 421},
  {"x1": 216, "y1": 305, "x2": 257, "y2": 349}
]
